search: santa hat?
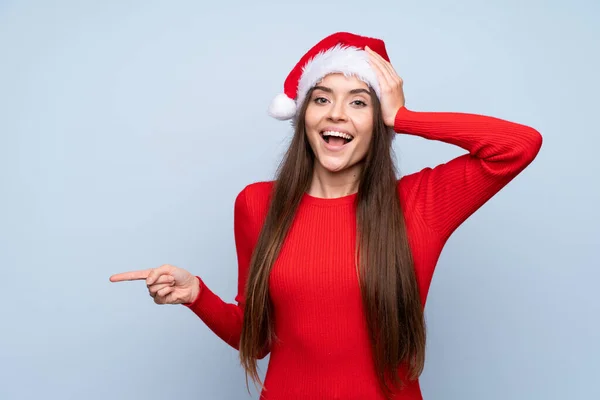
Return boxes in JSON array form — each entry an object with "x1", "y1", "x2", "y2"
[{"x1": 268, "y1": 32, "x2": 391, "y2": 121}]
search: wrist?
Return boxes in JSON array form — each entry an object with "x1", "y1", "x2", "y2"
[
  {"x1": 387, "y1": 105, "x2": 406, "y2": 128},
  {"x1": 187, "y1": 276, "x2": 201, "y2": 304}
]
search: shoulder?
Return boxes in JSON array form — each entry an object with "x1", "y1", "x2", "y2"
[
  {"x1": 241, "y1": 181, "x2": 275, "y2": 197},
  {"x1": 235, "y1": 180, "x2": 274, "y2": 219},
  {"x1": 237, "y1": 181, "x2": 274, "y2": 204},
  {"x1": 397, "y1": 169, "x2": 429, "y2": 207}
]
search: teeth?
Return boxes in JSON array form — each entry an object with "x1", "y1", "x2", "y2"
[{"x1": 322, "y1": 130, "x2": 353, "y2": 140}]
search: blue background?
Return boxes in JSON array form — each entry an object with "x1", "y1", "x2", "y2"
[{"x1": 1, "y1": 0, "x2": 598, "y2": 399}]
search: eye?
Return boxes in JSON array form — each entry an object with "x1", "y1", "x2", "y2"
[
  {"x1": 351, "y1": 100, "x2": 367, "y2": 107},
  {"x1": 313, "y1": 97, "x2": 329, "y2": 104}
]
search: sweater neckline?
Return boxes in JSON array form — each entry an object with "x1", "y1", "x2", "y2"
[{"x1": 302, "y1": 191, "x2": 358, "y2": 207}]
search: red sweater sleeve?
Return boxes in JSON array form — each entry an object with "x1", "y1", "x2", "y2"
[
  {"x1": 183, "y1": 187, "x2": 269, "y2": 358},
  {"x1": 395, "y1": 106, "x2": 542, "y2": 243}
]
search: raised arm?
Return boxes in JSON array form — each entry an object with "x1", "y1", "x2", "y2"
[
  {"x1": 396, "y1": 107, "x2": 542, "y2": 242},
  {"x1": 364, "y1": 46, "x2": 542, "y2": 243}
]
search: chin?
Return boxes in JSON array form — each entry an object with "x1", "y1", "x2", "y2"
[{"x1": 317, "y1": 157, "x2": 350, "y2": 173}]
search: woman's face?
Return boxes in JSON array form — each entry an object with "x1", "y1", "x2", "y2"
[{"x1": 304, "y1": 73, "x2": 374, "y2": 174}]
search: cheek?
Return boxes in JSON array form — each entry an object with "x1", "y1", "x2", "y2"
[
  {"x1": 306, "y1": 131, "x2": 320, "y2": 150},
  {"x1": 360, "y1": 116, "x2": 374, "y2": 133},
  {"x1": 357, "y1": 120, "x2": 374, "y2": 152},
  {"x1": 304, "y1": 128, "x2": 323, "y2": 156},
  {"x1": 304, "y1": 104, "x2": 321, "y2": 126},
  {"x1": 357, "y1": 135, "x2": 373, "y2": 156},
  {"x1": 354, "y1": 110, "x2": 373, "y2": 131},
  {"x1": 304, "y1": 107, "x2": 325, "y2": 145}
]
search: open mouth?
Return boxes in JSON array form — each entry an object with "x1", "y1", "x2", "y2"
[{"x1": 320, "y1": 130, "x2": 354, "y2": 146}]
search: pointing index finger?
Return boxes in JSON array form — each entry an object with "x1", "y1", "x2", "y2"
[{"x1": 109, "y1": 269, "x2": 151, "y2": 282}]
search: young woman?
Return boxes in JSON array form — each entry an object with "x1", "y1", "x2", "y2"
[{"x1": 110, "y1": 32, "x2": 542, "y2": 399}]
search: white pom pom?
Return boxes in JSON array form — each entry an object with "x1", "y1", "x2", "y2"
[{"x1": 267, "y1": 93, "x2": 297, "y2": 120}]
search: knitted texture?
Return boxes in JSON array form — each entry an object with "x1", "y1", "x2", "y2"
[{"x1": 185, "y1": 106, "x2": 542, "y2": 399}]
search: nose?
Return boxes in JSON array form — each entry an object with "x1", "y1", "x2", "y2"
[{"x1": 327, "y1": 100, "x2": 347, "y2": 122}]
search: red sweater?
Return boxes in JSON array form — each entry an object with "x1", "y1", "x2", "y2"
[{"x1": 184, "y1": 106, "x2": 542, "y2": 399}]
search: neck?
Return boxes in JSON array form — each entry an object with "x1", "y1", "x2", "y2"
[{"x1": 307, "y1": 161, "x2": 363, "y2": 198}]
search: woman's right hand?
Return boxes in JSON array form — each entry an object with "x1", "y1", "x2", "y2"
[{"x1": 110, "y1": 264, "x2": 200, "y2": 305}]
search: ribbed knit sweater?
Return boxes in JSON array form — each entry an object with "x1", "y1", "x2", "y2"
[{"x1": 184, "y1": 106, "x2": 542, "y2": 399}]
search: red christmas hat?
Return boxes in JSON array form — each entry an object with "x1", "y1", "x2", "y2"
[{"x1": 268, "y1": 32, "x2": 391, "y2": 121}]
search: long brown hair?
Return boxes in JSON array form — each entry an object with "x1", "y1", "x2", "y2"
[{"x1": 239, "y1": 85, "x2": 426, "y2": 398}]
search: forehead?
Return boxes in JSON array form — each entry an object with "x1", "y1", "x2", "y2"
[{"x1": 315, "y1": 73, "x2": 370, "y2": 90}]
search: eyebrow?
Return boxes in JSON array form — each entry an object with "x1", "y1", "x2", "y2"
[{"x1": 313, "y1": 85, "x2": 371, "y2": 95}]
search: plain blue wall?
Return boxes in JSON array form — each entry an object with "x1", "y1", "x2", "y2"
[{"x1": 1, "y1": 0, "x2": 598, "y2": 399}]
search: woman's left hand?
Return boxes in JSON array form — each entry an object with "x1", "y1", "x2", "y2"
[{"x1": 365, "y1": 46, "x2": 405, "y2": 128}]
